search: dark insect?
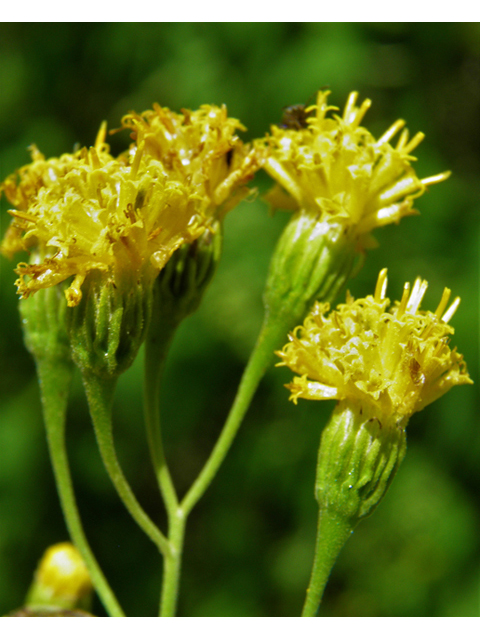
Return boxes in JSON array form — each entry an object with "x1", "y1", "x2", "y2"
[
  {"x1": 281, "y1": 87, "x2": 329, "y2": 131},
  {"x1": 281, "y1": 104, "x2": 309, "y2": 131}
]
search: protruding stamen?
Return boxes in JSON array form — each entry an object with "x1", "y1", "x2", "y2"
[
  {"x1": 378, "y1": 175, "x2": 419, "y2": 205},
  {"x1": 406, "y1": 277, "x2": 428, "y2": 314},
  {"x1": 343, "y1": 92, "x2": 359, "y2": 122},
  {"x1": 397, "y1": 282, "x2": 411, "y2": 316},
  {"x1": 351, "y1": 98, "x2": 372, "y2": 127},
  {"x1": 421, "y1": 171, "x2": 451, "y2": 187},
  {"x1": 313, "y1": 90, "x2": 331, "y2": 119},
  {"x1": 374, "y1": 268, "x2": 388, "y2": 302},
  {"x1": 377, "y1": 119, "x2": 406, "y2": 145},
  {"x1": 264, "y1": 157, "x2": 304, "y2": 205},
  {"x1": 28, "y1": 144, "x2": 45, "y2": 162},
  {"x1": 89, "y1": 147, "x2": 101, "y2": 170},
  {"x1": 442, "y1": 296, "x2": 461, "y2": 323},
  {"x1": 130, "y1": 141, "x2": 145, "y2": 180},
  {"x1": 396, "y1": 128, "x2": 410, "y2": 150},
  {"x1": 95, "y1": 121, "x2": 108, "y2": 151},
  {"x1": 9, "y1": 209, "x2": 37, "y2": 223},
  {"x1": 403, "y1": 131, "x2": 425, "y2": 155},
  {"x1": 434, "y1": 287, "x2": 451, "y2": 319}
]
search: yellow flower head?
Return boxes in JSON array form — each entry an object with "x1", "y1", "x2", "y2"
[
  {"x1": 277, "y1": 269, "x2": 472, "y2": 426},
  {"x1": 1, "y1": 124, "x2": 218, "y2": 306},
  {"x1": 119, "y1": 103, "x2": 259, "y2": 220},
  {"x1": 261, "y1": 91, "x2": 450, "y2": 248},
  {"x1": 35, "y1": 542, "x2": 92, "y2": 604}
]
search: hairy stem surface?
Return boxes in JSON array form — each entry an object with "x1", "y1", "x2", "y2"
[
  {"x1": 83, "y1": 373, "x2": 169, "y2": 556},
  {"x1": 37, "y1": 358, "x2": 124, "y2": 616}
]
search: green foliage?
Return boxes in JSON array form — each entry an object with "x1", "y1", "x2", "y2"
[{"x1": 0, "y1": 23, "x2": 478, "y2": 616}]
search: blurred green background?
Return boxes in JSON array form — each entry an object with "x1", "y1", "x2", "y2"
[{"x1": 0, "y1": 23, "x2": 479, "y2": 617}]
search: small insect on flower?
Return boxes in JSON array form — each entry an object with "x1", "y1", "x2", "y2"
[
  {"x1": 280, "y1": 89, "x2": 328, "y2": 130},
  {"x1": 281, "y1": 104, "x2": 310, "y2": 131},
  {"x1": 262, "y1": 90, "x2": 451, "y2": 251}
]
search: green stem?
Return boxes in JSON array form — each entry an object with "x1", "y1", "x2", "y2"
[
  {"x1": 36, "y1": 357, "x2": 124, "y2": 617},
  {"x1": 151, "y1": 311, "x2": 291, "y2": 613},
  {"x1": 180, "y1": 218, "x2": 357, "y2": 517},
  {"x1": 159, "y1": 510, "x2": 186, "y2": 616},
  {"x1": 181, "y1": 311, "x2": 292, "y2": 516},
  {"x1": 301, "y1": 508, "x2": 353, "y2": 616},
  {"x1": 82, "y1": 373, "x2": 170, "y2": 557},
  {"x1": 144, "y1": 314, "x2": 187, "y2": 617},
  {"x1": 144, "y1": 316, "x2": 179, "y2": 515}
]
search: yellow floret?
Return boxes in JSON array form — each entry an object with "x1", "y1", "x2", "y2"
[
  {"x1": 277, "y1": 269, "x2": 472, "y2": 425},
  {"x1": 260, "y1": 91, "x2": 450, "y2": 249},
  {"x1": 119, "y1": 103, "x2": 259, "y2": 220},
  {"x1": 1, "y1": 105, "x2": 258, "y2": 307},
  {"x1": 2, "y1": 140, "x2": 204, "y2": 305}
]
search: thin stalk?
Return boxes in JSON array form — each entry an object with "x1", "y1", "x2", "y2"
[
  {"x1": 37, "y1": 357, "x2": 124, "y2": 617},
  {"x1": 82, "y1": 373, "x2": 170, "y2": 557},
  {"x1": 301, "y1": 508, "x2": 353, "y2": 616},
  {"x1": 159, "y1": 509, "x2": 186, "y2": 617},
  {"x1": 181, "y1": 312, "x2": 293, "y2": 517},
  {"x1": 144, "y1": 316, "x2": 187, "y2": 617},
  {"x1": 143, "y1": 316, "x2": 179, "y2": 515},
  {"x1": 145, "y1": 311, "x2": 292, "y2": 616}
]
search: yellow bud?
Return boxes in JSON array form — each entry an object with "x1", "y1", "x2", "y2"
[{"x1": 28, "y1": 542, "x2": 92, "y2": 609}]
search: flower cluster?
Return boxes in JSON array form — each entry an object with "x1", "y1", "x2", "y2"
[
  {"x1": 1, "y1": 105, "x2": 257, "y2": 306},
  {"x1": 260, "y1": 91, "x2": 450, "y2": 248},
  {"x1": 120, "y1": 103, "x2": 258, "y2": 220},
  {"x1": 277, "y1": 269, "x2": 472, "y2": 425}
]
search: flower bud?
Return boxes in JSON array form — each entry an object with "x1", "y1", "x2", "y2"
[
  {"x1": 67, "y1": 269, "x2": 153, "y2": 378},
  {"x1": 315, "y1": 400, "x2": 407, "y2": 523},
  {"x1": 153, "y1": 221, "x2": 222, "y2": 326},
  {"x1": 263, "y1": 207, "x2": 357, "y2": 326},
  {"x1": 25, "y1": 542, "x2": 93, "y2": 612}
]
